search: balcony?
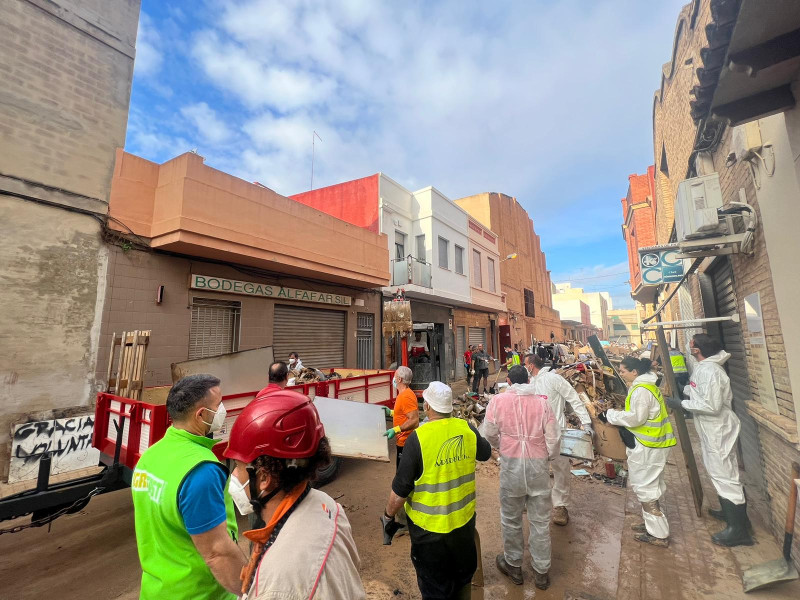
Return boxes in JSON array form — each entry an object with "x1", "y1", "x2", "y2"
[{"x1": 391, "y1": 257, "x2": 432, "y2": 288}]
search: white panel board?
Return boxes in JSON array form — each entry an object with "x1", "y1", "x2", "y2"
[
  {"x1": 313, "y1": 397, "x2": 390, "y2": 462},
  {"x1": 10, "y1": 415, "x2": 100, "y2": 483},
  {"x1": 171, "y1": 346, "x2": 274, "y2": 397}
]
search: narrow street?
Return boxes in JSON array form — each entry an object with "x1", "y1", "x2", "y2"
[{"x1": 2, "y1": 434, "x2": 798, "y2": 599}]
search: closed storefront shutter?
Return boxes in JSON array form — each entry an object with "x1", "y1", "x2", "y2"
[
  {"x1": 456, "y1": 326, "x2": 466, "y2": 376},
  {"x1": 273, "y1": 305, "x2": 345, "y2": 368},
  {"x1": 189, "y1": 298, "x2": 241, "y2": 359},
  {"x1": 468, "y1": 327, "x2": 486, "y2": 348},
  {"x1": 702, "y1": 258, "x2": 767, "y2": 498}
]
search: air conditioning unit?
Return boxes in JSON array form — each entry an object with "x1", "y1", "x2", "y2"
[
  {"x1": 732, "y1": 121, "x2": 762, "y2": 161},
  {"x1": 675, "y1": 173, "x2": 724, "y2": 242}
]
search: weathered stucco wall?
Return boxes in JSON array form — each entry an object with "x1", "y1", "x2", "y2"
[{"x1": 0, "y1": 0, "x2": 139, "y2": 479}]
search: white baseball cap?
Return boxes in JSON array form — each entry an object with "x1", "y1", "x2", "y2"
[{"x1": 422, "y1": 381, "x2": 453, "y2": 413}]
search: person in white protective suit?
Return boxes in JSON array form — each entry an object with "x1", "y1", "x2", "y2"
[
  {"x1": 677, "y1": 333, "x2": 752, "y2": 547},
  {"x1": 524, "y1": 354, "x2": 593, "y2": 526},
  {"x1": 602, "y1": 356, "x2": 676, "y2": 548},
  {"x1": 480, "y1": 365, "x2": 561, "y2": 591}
]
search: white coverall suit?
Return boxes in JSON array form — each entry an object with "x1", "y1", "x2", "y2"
[
  {"x1": 606, "y1": 373, "x2": 671, "y2": 539},
  {"x1": 682, "y1": 350, "x2": 745, "y2": 504},
  {"x1": 480, "y1": 383, "x2": 561, "y2": 573},
  {"x1": 531, "y1": 367, "x2": 593, "y2": 509}
]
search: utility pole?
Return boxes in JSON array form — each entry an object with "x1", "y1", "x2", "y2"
[{"x1": 310, "y1": 130, "x2": 322, "y2": 190}]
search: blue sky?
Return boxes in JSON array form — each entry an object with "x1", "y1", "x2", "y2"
[{"x1": 128, "y1": 0, "x2": 687, "y2": 309}]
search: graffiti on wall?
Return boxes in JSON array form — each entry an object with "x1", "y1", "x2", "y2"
[{"x1": 9, "y1": 415, "x2": 100, "y2": 483}]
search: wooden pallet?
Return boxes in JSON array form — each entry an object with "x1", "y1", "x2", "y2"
[{"x1": 106, "y1": 330, "x2": 151, "y2": 400}]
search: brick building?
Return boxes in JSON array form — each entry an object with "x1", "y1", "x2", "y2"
[
  {"x1": 454, "y1": 193, "x2": 562, "y2": 348},
  {"x1": 646, "y1": 0, "x2": 800, "y2": 569},
  {"x1": 0, "y1": 0, "x2": 140, "y2": 480}
]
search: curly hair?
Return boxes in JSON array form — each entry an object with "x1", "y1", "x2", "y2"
[{"x1": 251, "y1": 437, "x2": 332, "y2": 492}]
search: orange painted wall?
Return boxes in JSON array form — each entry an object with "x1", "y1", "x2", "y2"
[{"x1": 291, "y1": 175, "x2": 380, "y2": 233}]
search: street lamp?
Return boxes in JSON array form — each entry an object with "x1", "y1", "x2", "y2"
[{"x1": 502, "y1": 253, "x2": 518, "y2": 262}]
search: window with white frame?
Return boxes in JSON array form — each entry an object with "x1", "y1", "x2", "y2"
[
  {"x1": 455, "y1": 245, "x2": 465, "y2": 275},
  {"x1": 473, "y1": 249, "x2": 482, "y2": 287},
  {"x1": 438, "y1": 236, "x2": 449, "y2": 269},
  {"x1": 488, "y1": 258, "x2": 496, "y2": 292},
  {"x1": 395, "y1": 231, "x2": 406, "y2": 260},
  {"x1": 416, "y1": 235, "x2": 426, "y2": 262}
]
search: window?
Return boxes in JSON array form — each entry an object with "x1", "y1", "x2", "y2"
[
  {"x1": 416, "y1": 235, "x2": 426, "y2": 262},
  {"x1": 472, "y1": 250, "x2": 482, "y2": 287},
  {"x1": 524, "y1": 288, "x2": 535, "y2": 317},
  {"x1": 189, "y1": 298, "x2": 241, "y2": 359},
  {"x1": 395, "y1": 231, "x2": 406, "y2": 260},
  {"x1": 659, "y1": 141, "x2": 669, "y2": 176},
  {"x1": 487, "y1": 258, "x2": 496, "y2": 292},
  {"x1": 631, "y1": 324, "x2": 640, "y2": 330},
  {"x1": 438, "y1": 236, "x2": 449, "y2": 269},
  {"x1": 454, "y1": 245, "x2": 465, "y2": 275},
  {"x1": 614, "y1": 323, "x2": 627, "y2": 330}
]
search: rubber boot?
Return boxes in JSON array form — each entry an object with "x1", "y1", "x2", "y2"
[
  {"x1": 711, "y1": 499, "x2": 754, "y2": 547},
  {"x1": 708, "y1": 494, "x2": 726, "y2": 522}
]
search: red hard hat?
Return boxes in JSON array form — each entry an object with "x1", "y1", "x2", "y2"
[{"x1": 223, "y1": 390, "x2": 325, "y2": 463}]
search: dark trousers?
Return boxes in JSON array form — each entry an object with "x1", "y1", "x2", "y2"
[
  {"x1": 464, "y1": 363, "x2": 471, "y2": 386},
  {"x1": 410, "y1": 533, "x2": 476, "y2": 599},
  {"x1": 396, "y1": 444, "x2": 404, "y2": 469},
  {"x1": 472, "y1": 368, "x2": 489, "y2": 393}
]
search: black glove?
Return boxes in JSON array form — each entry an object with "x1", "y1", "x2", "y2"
[
  {"x1": 597, "y1": 411, "x2": 608, "y2": 424},
  {"x1": 381, "y1": 513, "x2": 401, "y2": 545},
  {"x1": 665, "y1": 396, "x2": 683, "y2": 411}
]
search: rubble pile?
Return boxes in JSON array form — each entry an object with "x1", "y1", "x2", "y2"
[
  {"x1": 452, "y1": 393, "x2": 488, "y2": 429},
  {"x1": 291, "y1": 367, "x2": 343, "y2": 383},
  {"x1": 554, "y1": 362, "x2": 626, "y2": 415}
]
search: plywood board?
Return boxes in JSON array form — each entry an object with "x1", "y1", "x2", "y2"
[
  {"x1": 313, "y1": 396, "x2": 390, "y2": 462},
  {"x1": 171, "y1": 346, "x2": 274, "y2": 397}
]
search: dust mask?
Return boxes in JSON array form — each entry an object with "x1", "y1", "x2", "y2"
[
  {"x1": 229, "y1": 476, "x2": 253, "y2": 515},
  {"x1": 202, "y1": 403, "x2": 227, "y2": 433}
]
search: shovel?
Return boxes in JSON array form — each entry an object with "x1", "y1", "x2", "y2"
[{"x1": 742, "y1": 461, "x2": 800, "y2": 593}]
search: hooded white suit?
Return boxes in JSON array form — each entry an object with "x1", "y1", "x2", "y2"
[{"x1": 682, "y1": 350, "x2": 745, "y2": 504}]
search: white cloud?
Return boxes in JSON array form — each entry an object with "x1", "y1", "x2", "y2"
[
  {"x1": 180, "y1": 102, "x2": 232, "y2": 144},
  {"x1": 134, "y1": 13, "x2": 163, "y2": 78}
]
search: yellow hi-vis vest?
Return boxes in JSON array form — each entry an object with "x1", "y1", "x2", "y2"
[
  {"x1": 624, "y1": 383, "x2": 677, "y2": 449},
  {"x1": 405, "y1": 418, "x2": 477, "y2": 534},
  {"x1": 506, "y1": 353, "x2": 521, "y2": 368},
  {"x1": 670, "y1": 351, "x2": 688, "y2": 374}
]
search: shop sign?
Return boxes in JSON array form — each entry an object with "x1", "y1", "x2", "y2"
[
  {"x1": 639, "y1": 245, "x2": 685, "y2": 285},
  {"x1": 191, "y1": 275, "x2": 352, "y2": 306},
  {"x1": 743, "y1": 292, "x2": 778, "y2": 413}
]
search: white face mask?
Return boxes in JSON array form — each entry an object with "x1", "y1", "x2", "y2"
[
  {"x1": 289, "y1": 358, "x2": 297, "y2": 365},
  {"x1": 229, "y1": 476, "x2": 253, "y2": 515},
  {"x1": 392, "y1": 378, "x2": 399, "y2": 390},
  {"x1": 202, "y1": 403, "x2": 227, "y2": 433}
]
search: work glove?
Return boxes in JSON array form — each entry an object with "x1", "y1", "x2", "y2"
[
  {"x1": 597, "y1": 411, "x2": 608, "y2": 424},
  {"x1": 383, "y1": 406, "x2": 394, "y2": 418},
  {"x1": 381, "y1": 513, "x2": 401, "y2": 545},
  {"x1": 583, "y1": 425, "x2": 594, "y2": 439},
  {"x1": 665, "y1": 396, "x2": 684, "y2": 411},
  {"x1": 383, "y1": 426, "x2": 400, "y2": 439}
]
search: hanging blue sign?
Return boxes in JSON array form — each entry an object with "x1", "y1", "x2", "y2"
[{"x1": 639, "y1": 246, "x2": 685, "y2": 285}]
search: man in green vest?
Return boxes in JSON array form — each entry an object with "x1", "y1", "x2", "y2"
[
  {"x1": 381, "y1": 381, "x2": 492, "y2": 599},
  {"x1": 132, "y1": 374, "x2": 244, "y2": 599}
]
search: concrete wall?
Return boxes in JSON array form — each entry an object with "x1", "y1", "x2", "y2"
[
  {"x1": 0, "y1": 0, "x2": 139, "y2": 479},
  {"x1": 553, "y1": 285, "x2": 610, "y2": 338},
  {"x1": 291, "y1": 174, "x2": 380, "y2": 233},
  {"x1": 96, "y1": 246, "x2": 383, "y2": 387},
  {"x1": 551, "y1": 297, "x2": 585, "y2": 324},
  {"x1": 465, "y1": 218, "x2": 504, "y2": 311}
]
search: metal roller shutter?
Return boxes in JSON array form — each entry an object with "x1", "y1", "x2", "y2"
[
  {"x1": 189, "y1": 298, "x2": 240, "y2": 359},
  {"x1": 273, "y1": 305, "x2": 345, "y2": 369},
  {"x1": 456, "y1": 326, "x2": 466, "y2": 377},
  {"x1": 468, "y1": 327, "x2": 486, "y2": 348},
  {"x1": 706, "y1": 259, "x2": 766, "y2": 496}
]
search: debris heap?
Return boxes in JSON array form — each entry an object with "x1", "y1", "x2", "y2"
[{"x1": 553, "y1": 362, "x2": 626, "y2": 417}]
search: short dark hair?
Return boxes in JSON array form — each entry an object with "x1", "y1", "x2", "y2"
[
  {"x1": 621, "y1": 356, "x2": 653, "y2": 376},
  {"x1": 508, "y1": 365, "x2": 529, "y2": 385},
  {"x1": 269, "y1": 361, "x2": 290, "y2": 382},
  {"x1": 692, "y1": 333, "x2": 723, "y2": 358},
  {"x1": 167, "y1": 374, "x2": 220, "y2": 420},
  {"x1": 526, "y1": 354, "x2": 545, "y2": 369},
  {"x1": 253, "y1": 437, "x2": 331, "y2": 492},
  {"x1": 289, "y1": 352, "x2": 299, "y2": 359}
]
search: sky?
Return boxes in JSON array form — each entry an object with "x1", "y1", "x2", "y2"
[{"x1": 127, "y1": 0, "x2": 688, "y2": 310}]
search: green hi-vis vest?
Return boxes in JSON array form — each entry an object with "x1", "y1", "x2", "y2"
[
  {"x1": 405, "y1": 418, "x2": 478, "y2": 534},
  {"x1": 670, "y1": 351, "x2": 688, "y2": 374},
  {"x1": 132, "y1": 427, "x2": 238, "y2": 600},
  {"x1": 506, "y1": 353, "x2": 521, "y2": 367},
  {"x1": 624, "y1": 383, "x2": 677, "y2": 449}
]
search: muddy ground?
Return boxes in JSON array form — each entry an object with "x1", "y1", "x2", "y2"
[{"x1": 2, "y1": 445, "x2": 798, "y2": 599}]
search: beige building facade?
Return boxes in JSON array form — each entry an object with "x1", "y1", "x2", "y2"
[
  {"x1": 648, "y1": 0, "x2": 800, "y2": 568},
  {"x1": 0, "y1": 0, "x2": 140, "y2": 479},
  {"x1": 607, "y1": 309, "x2": 641, "y2": 346}
]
